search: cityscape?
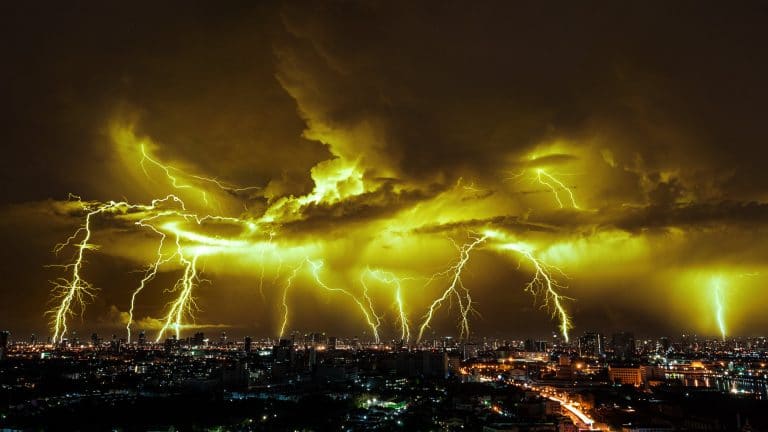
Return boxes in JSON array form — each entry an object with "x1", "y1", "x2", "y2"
[
  {"x1": 1, "y1": 329, "x2": 768, "y2": 430},
  {"x1": 3, "y1": 1, "x2": 768, "y2": 431}
]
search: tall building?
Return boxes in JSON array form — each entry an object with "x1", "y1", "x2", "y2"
[
  {"x1": 579, "y1": 331, "x2": 604, "y2": 358},
  {"x1": 138, "y1": 330, "x2": 147, "y2": 346},
  {"x1": 219, "y1": 331, "x2": 228, "y2": 346},
  {"x1": 244, "y1": 336, "x2": 252, "y2": 353},
  {"x1": 91, "y1": 333, "x2": 99, "y2": 347},
  {"x1": 611, "y1": 332, "x2": 636, "y2": 362}
]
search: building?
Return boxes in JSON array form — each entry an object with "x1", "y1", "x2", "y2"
[
  {"x1": 556, "y1": 354, "x2": 574, "y2": 379},
  {"x1": 244, "y1": 336, "x2": 252, "y2": 353},
  {"x1": 609, "y1": 365, "x2": 643, "y2": 386},
  {"x1": 524, "y1": 339, "x2": 548, "y2": 352},
  {"x1": 309, "y1": 332, "x2": 326, "y2": 347},
  {"x1": 463, "y1": 342, "x2": 479, "y2": 360},
  {"x1": 578, "y1": 331, "x2": 604, "y2": 358},
  {"x1": 611, "y1": 332, "x2": 636, "y2": 361}
]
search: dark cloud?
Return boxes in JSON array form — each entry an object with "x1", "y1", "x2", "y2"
[
  {"x1": 276, "y1": 0, "x2": 768, "y2": 194},
  {"x1": 611, "y1": 201, "x2": 768, "y2": 233},
  {"x1": 1, "y1": 2, "x2": 327, "y2": 204}
]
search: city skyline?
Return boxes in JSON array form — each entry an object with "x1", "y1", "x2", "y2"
[
  {"x1": 3, "y1": 2, "x2": 768, "y2": 344},
  {"x1": 2, "y1": 326, "x2": 764, "y2": 346},
  {"x1": 4, "y1": 320, "x2": 767, "y2": 431}
]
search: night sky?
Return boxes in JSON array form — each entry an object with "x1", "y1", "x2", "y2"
[{"x1": 2, "y1": 1, "x2": 768, "y2": 341}]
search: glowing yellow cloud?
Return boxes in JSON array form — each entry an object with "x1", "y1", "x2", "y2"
[{"x1": 48, "y1": 121, "x2": 587, "y2": 344}]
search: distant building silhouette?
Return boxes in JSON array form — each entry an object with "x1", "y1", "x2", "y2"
[
  {"x1": 524, "y1": 339, "x2": 548, "y2": 352},
  {"x1": 611, "y1": 332, "x2": 636, "y2": 362},
  {"x1": 579, "y1": 331, "x2": 604, "y2": 358}
]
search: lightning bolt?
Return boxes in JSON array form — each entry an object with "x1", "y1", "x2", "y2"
[
  {"x1": 135, "y1": 209, "x2": 250, "y2": 342},
  {"x1": 140, "y1": 143, "x2": 260, "y2": 207},
  {"x1": 515, "y1": 248, "x2": 572, "y2": 342},
  {"x1": 414, "y1": 229, "x2": 574, "y2": 343},
  {"x1": 278, "y1": 261, "x2": 305, "y2": 339},
  {"x1": 275, "y1": 256, "x2": 389, "y2": 343},
  {"x1": 535, "y1": 169, "x2": 579, "y2": 209},
  {"x1": 156, "y1": 246, "x2": 202, "y2": 342},
  {"x1": 126, "y1": 220, "x2": 174, "y2": 343},
  {"x1": 190, "y1": 174, "x2": 261, "y2": 195},
  {"x1": 140, "y1": 144, "x2": 207, "y2": 203},
  {"x1": 712, "y1": 276, "x2": 726, "y2": 341},
  {"x1": 364, "y1": 269, "x2": 411, "y2": 343},
  {"x1": 47, "y1": 201, "x2": 101, "y2": 344},
  {"x1": 485, "y1": 229, "x2": 573, "y2": 342},
  {"x1": 48, "y1": 195, "x2": 188, "y2": 343},
  {"x1": 359, "y1": 271, "x2": 384, "y2": 341},
  {"x1": 149, "y1": 214, "x2": 258, "y2": 341},
  {"x1": 307, "y1": 259, "x2": 381, "y2": 343},
  {"x1": 417, "y1": 234, "x2": 487, "y2": 343},
  {"x1": 49, "y1": 188, "x2": 263, "y2": 344}
]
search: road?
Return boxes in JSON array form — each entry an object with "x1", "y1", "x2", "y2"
[{"x1": 517, "y1": 382, "x2": 602, "y2": 430}]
